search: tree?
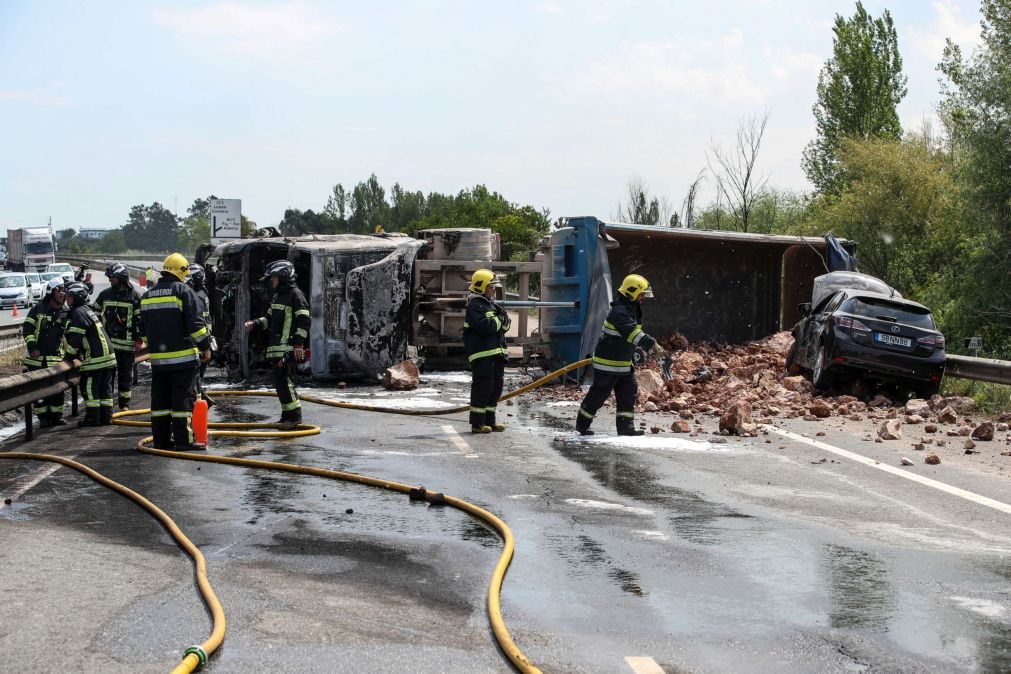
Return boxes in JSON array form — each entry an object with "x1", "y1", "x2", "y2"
[
  {"x1": 802, "y1": 2, "x2": 907, "y2": 194},
  {"x1": 121, "y1": 202, "x2": 179, "y2": 252},
  {"x1": 57, "y1": 228, "x2": 76, "y2": 240},
  {"x1": 614, "y1": 177, "x2": 675, "y2": 226},
  {"x1": 679, "y1": 170, "x2": 706, "y2": 229},
  {"x1": 706, "y1": 111, "x2": 771, "y2": 232},
  {"x1": 324, "y1": 183, "x2": 349, "y2": 230},
  {"x1": 95, "y1": 229, "x2": 127, "y2": 254},
  {"x1": 348, "y1": 174, "x2": 390, "y2": 234},
  {"x1": 277, "y1": 208, "x2": 333, "y2": 236},
  {"x1": 938, "y1": 0, "x2": 1011, "y2": 352}
]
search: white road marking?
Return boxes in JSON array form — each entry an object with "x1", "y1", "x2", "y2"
[
  {"x1": 625, "y1": 656, "x2": 665, "y2": 674},
  {"x1": 565, "y1": 498, "x2": 654, "y2": 516},
  {"x1": 769, "y1": 427, "x2": 1011, "y2": 516},
  {"x1": 3, "y1": 461, "x2": 65, "y2": 501},
  {"x1": 441, "y1": 424, "x2": 478, "y2": 458}
]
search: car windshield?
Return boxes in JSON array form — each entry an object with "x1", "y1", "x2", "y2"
[
  {"x1": 26, "y1": 241, "x2": 53, "y2": 254},
  {"x1": 842, "y1": 297, "x2": 936, "y2": 330},
  {"x1": 0, "y1": 275, "x2": 26, "y2": 288},
  {"x1": 27, "y1": 274, "x2": 40, "y2": 282},
  {"x1": 49, "y1": 264, "x2": 72, "y2": 272},
  {"x1": 41, "y1": 272, "x2": 61, "y2": 281}
]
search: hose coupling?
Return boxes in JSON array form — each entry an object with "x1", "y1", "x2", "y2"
[
  {"x1": 407, "y1": 486, "x2": 446, "y2": 506},
  {"x1": 184, "y1": 645, "x2": 208, "y2": 669}
]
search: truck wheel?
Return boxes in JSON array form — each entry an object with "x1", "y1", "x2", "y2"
[{"x1": 812, "y1": 344, "x2": 834, "y2": 391}]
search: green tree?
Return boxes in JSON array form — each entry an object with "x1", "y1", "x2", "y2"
[
  {"x1": 277, "y1": 208, "x2": 334, "y2": 236},
  {"x1": 95, "y1": 229, "x2": 127, "y2": 254},
  {"x1": 348, "y1": 174, "x2": 390, "y2": 234},
  {"x1": 802, "y1": 2, "x2": 908, "y2": 194},
  {"x1": 121, "y1": 202, "x2": 179, "y2": 252},
  {"x1": 56, "y1": 228, "x2": 76, "y2": 240},
  {"x1": 938, "y1": 0, "x2": 1011, "y2": 353}
]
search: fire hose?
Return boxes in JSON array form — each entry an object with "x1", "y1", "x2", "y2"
[{"x1": 2, "y1": 358, "x2": 592, "y2": 672}]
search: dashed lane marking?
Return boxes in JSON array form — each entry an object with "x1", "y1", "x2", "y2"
[
  {"x1": 769, "y1": 427, "x2": 1011, "y2": 516},
  {"x1": 625, "y1": 656, "x2": 665, "y2": 674},
  {"x1": 441, "y1": 424, "x2": 479, "y2": 458},
  {"x1": 3, "y1": 460, "x2": 66, "y2": 501}
]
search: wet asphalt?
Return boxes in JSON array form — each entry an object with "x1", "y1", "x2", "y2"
[{"x1": 2, "y1": 369, "x2": 1011, "y2": 673}]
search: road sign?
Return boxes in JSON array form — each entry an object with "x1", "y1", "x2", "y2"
[
  {"x1": 209, "y1": 199, "x2": 241, "y2": 244},
  {"x1": 965, "y1": 336, "x2": 982, "y2": 356}
]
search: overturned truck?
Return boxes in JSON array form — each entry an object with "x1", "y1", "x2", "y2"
[{"x1": 198, "y1": 218, "x2": 851, "y2": 381}]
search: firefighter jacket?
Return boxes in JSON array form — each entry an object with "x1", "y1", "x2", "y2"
[
  {"x1": 65, "y1": 305, "x2": 116, "y2": 372},
  {"x1": 463, "y1": 293, "x2": 510, "y2": 362},
  {"x1": 253, "y1": 282, "x2": 309, "y2": 361},
  {"x1": 192, "y1": 286, "x2": 212, "y2": 333},
  {"x1": 93, "y1": 284, "x2": 141, "y2": 352},
  {"x1": 23, "y1": 299, "x2": 68, "y2": 367},
  {"x1": 137, "y1": 277, "x2": 210, "y2": 370},
  {"x1": 591, "y1": 294, "x2": 656, "y2": 374}
]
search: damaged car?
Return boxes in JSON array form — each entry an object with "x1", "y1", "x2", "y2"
[{"x1": 787, "y1": 273, "x2": 946, "y2": 397}]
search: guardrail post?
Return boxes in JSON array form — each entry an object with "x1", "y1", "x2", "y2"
[
  {"x1": 71, "y1": 385, "x2": 79, "y2": 417},
  {"x1": 24, "y1": 402, "x2": 33, "y2": 441}
]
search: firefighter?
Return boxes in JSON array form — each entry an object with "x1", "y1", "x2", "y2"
[
  {"x1": 94, "y1": 263, "x2": 142, "y2": 409},
  {"x1": 23, "y1": 278, "x2": 69, "y2": 427},
  {"x1": 63, "y1": 282, "x2": 117, "y2": 426},
  {"x1": 576, "y1": 274, "x2": 662, "y2": 437},
  {"x1": 243, "y1": 260, "x2": 310, "y2": 429},
  {"x1": 463, "y1": 269, "x2": 510, "y2": 434},
  {"x1": 186, "y1": 263, "x2": 214, "y2": 407},
  {"x1": 137, "y1": 253, "x2": 211, "y2": 451}
]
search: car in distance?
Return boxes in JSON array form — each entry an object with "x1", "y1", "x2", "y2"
[
  {"x1": 25, "y1": 272, "x2": 45, "y2": 301},
  {"x1": 787, "y1": 285, "x2": 946, "y2": 398},
  {"x1": 46, "y1": 263, "x2": 75, "y2": 283},
  {"x1": 40, "y1": 271, "x2": 64, "y2": 286},
  {"x1": 0, "y1": 272, "x2": 34, "y2": 309}
]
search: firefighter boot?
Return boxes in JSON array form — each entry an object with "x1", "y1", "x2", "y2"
[
  {"x1": 616, "y1": 418, "x2": 644, "y2": 436},
  {"x1": 171, "y1": 417, "x2": 206, "y2": 451},
  {"x1": 485, "y1": 410, "x2": 505, "y2": 432},
  {"x1": 77, "y1": 409, "x2": 100, "y2": 428},
  {"x1": 151, "y1": 416, "x2": 173, "y2": 450},
  {"x1": 100, "y1": 407, "x2": 113, "y2": 426},
  {"x1": 118, "y1": 396, "x2": 130, "y2": 410},
  {"x1": 575, "y1": 410, "x2": 595, "y2": 436},
  {"x1": 50, "y1": 414, "x2": 67, "y2": 427}
]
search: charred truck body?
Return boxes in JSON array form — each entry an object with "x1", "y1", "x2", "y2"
[{"x1": 198, "y1": 218, "x2": 851, "y2": 381}]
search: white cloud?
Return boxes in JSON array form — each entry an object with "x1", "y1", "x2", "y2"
[
  {"x1": 153, "y1": 2, "x2": 339, "y2": 54},
  {"x1": 576, "y1": 31, "x2": 770, "y2": 104},
  {"x1": 533, "y1": 2, "x2": 565, "y2": 15},
  {"x1": 908, "y1": 0, "x2": 980, "y2": 62},
  {"x1": 764, "y1": 45, "x2": 822, "y2": 83}
]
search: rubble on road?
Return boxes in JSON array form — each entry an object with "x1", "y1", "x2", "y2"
[
  {"x1": 383, "y1": 359, "x2": 420, "y2": 391},
  {"x1": 879, "y1": 419, "x2": 903, "y2": 440},
  {"x1": 925, "y1": 453, "x2": 942, "y2": 465},
  {"x1": 971, "y1": 421, "x2": 994, "y2": 441}
]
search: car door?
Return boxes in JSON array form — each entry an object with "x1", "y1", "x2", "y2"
[{"x1": 801, "y1": 292, "x2": 842, "y2": 365}]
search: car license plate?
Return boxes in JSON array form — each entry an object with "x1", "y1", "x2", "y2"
[{"x1": 874, "y1": 333, "x2": 912, "y2": 348}]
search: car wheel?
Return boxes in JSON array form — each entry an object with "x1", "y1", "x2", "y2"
[{"x1": 811, "y1": 343, "x2": 834, "y2": 391}]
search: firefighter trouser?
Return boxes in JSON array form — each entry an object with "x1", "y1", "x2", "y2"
[
  {"x1": 469, "y1": 356, "x2": 505, "y2": 427},
  {"x1": 577, "y1": 370, "x2": 638, "y2": 432},
  {"x1": 272, "y1": 358, "x2": 301, "y2": 422},
  {"x1": 151, "y1": 366, "x2": 198, "y2": 449},
  {"x1": 81, "y1": 368, "x2": 114, "y2": 424},
  {"x1": 112, "y1": 349, "x2": 134, "y2": 407},
  {"x1": 28, "y1": 363, "x2": 65, "y2": 420}
]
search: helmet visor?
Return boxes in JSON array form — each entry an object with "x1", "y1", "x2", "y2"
[{"x1": 641, "y1": 286, "x2": 654, "y2": 298}]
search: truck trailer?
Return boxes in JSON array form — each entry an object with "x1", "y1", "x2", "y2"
[{"x1": 8, "y1": 226, "x2": 56, "y2": 272}]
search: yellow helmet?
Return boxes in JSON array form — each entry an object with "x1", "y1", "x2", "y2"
[
  {"x1": 470, "y1": 268, "x2": 501, "y2": 293},
  {"x1": 162, "y1": 253, "x2": 190, "y2": 281},
  {"x1": 618, "y1": 273, "x2": 653, "y2": 300}
]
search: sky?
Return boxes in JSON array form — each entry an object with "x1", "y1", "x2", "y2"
[{"x1": 0, "y1": 1, "x2": 985, "y2": 235}]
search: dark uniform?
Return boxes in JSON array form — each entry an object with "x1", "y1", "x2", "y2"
[
  {"x1": 577, "y1": 293, "x2": 656, "y2": 435},
  {"x1": 138, "y1": 275, "x2": 210, "y2": 449},
  {"x1": 252, "y1": 281, "x2": 310, "y2": 423},
  {"x1": 463, "y1": 293, "x2": 510, "y2": 429},
  {"x1": 188, "y1": 271, "x2": 213, "y2": 403},
  {"x1": 23, "y1": 297, "x2": 68, "y2": 425},
  {"x1": 64, "y1": 302, "x2": 117, "y2": 425},
  {"x1": 93, "y1": 281, "x2": 141, "y2": 408}
]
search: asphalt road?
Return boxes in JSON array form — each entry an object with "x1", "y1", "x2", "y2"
[
  {"x1": 0, "y1": 273, "x2": 146, "y2": 329},
  {"x1": 1, "y1": 370, "x2": 1010, "y2": 673}
]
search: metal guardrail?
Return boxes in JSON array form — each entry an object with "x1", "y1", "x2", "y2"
[
  {"x1": 0, "y1": 348, "x2": 149, "y2": 442},
  {"x1": 944, "y1": 354, "x2": 1011, "y2": 386},
  {"x1": 0, "y1": 325, "x2": 22, "y2": 340}
]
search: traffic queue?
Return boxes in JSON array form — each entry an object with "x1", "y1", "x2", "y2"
[{"x1": 23, "y1": 259, "x2": 660, "y2": 441}]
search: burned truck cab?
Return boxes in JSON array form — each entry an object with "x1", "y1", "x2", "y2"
[{"x1": 206, "y1": 234, "x2": 424, "y2": 381}]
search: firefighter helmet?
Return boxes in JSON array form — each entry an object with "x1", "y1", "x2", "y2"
[
  {"x1": 186, "y1": 263, "x2": 206, "y2": 287},
  {"x1": 46, "y1": 277, "x2": 65, "y2": 294},
  {"x1": 469, "y1": 269, "x2": 501, "y2": 293},
  {"x1": 162, "y1": 253, "x2": 189, "y2": 281},
  {"x1": 261, "y1": 260, "x2": 295, "y2": 284},
  {"x1": 64, "y1": 282, "x2": 90, "y2": 305},
  {"x1": 618, "y1": 274, "x2": 653, "y2": 300},
  {"x1": 105, "y1": 263, "x2": 130, "y2": 282}
]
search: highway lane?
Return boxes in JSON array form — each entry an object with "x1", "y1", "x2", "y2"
[{"x1": 2, "y1": 370, "x2": 1010, "y2": 672}]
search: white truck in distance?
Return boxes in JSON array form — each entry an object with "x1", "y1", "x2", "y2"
[{"x1": 8, "y1": 226, "x2": 56, "y2": 272}]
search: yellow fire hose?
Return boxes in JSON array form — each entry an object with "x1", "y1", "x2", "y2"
[
  {"x1": 3, "y1": 358, "x2": 589, "y2": 672},
  {"x1": 0, "y1": 452, "x2": 225, "y2": 674}
]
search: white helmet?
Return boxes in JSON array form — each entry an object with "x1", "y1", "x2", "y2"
[{"x1": 46, "y1": 278, "x2": 65, "y2": 293}]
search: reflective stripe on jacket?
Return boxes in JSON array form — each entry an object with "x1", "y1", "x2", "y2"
[
  {"x1": 462, "y1": 293, "x2": 509, "y2": 362},
  {"x1": 254, "y1": 283, "x2": 309, "y2": 360},
  {"x1": 64, "y1": 305, "x2": 116, "y2": 372},
  {"x1": 591, "y1": 294, "x2": 656, "y2": 374},
  {"x1": 23, "y1": 299, "x2": 68, "y2": 367},
  {"x1": 94, "y1": 284, "x2": 141, "y2": 351},
  {"x1": 137, "y1": 277, "x2": 209, "y2": 370}
]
